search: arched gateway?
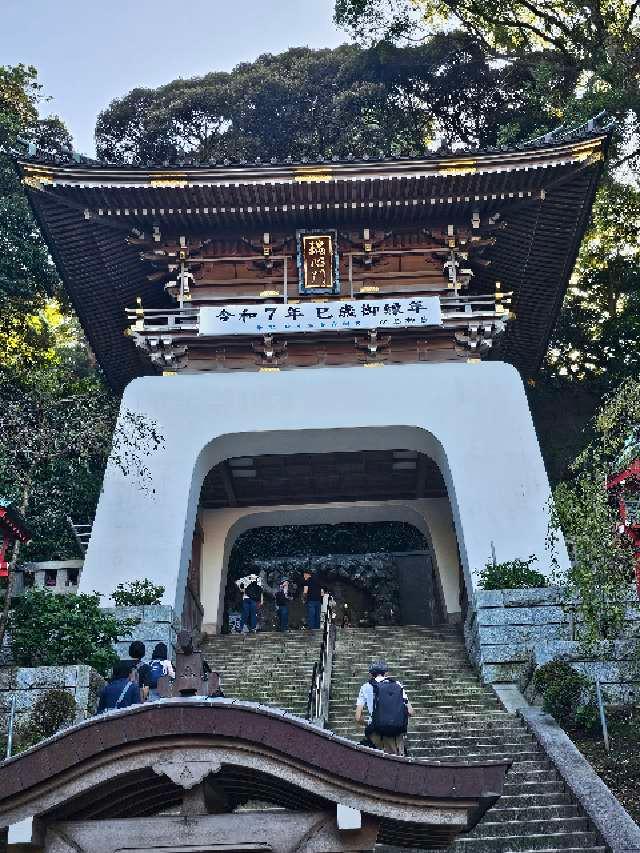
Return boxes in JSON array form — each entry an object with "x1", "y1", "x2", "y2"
[{"x1": 17, "y1": 119, "x2": 608, "y2": 626}]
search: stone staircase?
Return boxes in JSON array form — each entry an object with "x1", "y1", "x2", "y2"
[
  {"x1": 329, "y1": 626, "x2": 604, "y2": 853},
  {"x1": 201, "y1": 629, "x2": 321, "y2": 717}
]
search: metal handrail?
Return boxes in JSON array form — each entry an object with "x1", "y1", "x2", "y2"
[{"x1": 306, "y1": 606, "x2": 334, "y2": 724}]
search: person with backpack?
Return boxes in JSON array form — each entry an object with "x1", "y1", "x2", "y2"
[
  {"x1": 354, "y1": 660, "x2": 414, "y2": 756},
  {"x1": 147, "y1": 642, "x2": 176, "y2": 700},
  {"x1": 126, "y1": 640, "x2": 151, "y2": 701},
  {"x1": 97, "y1": 661, "x2": 142, "y2": 713}
]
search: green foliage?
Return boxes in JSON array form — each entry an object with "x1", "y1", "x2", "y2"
[
  {"x1": 549, "y1": 379, "x2": 639, "y2": 645},
  {"x1": 111, "y1": 579, "x2": 165, "y2": 606},
  {"x1": 0, "y1": 65, "x2": 73, "y2": 375},
  {"x1": 533, "y1": 660, "x2": 599, "y2": 733},
  {"x1": 14, "y1": 689, "x2": 78, "y2": 752},
  {"x1": 9, "y1": 588, "x2": 137, "y2": 676},
  {"x1": 479, "y1": 556, "x2": 549, "y2": 589},
  {"x1": 334, "y1": 0, "x2": 640, "y2": 389},
  {"x1": 95, "y1": 41, "x2": 554, "y2": 164},
  {"x1": 0, "y1": 366, "x2": 118, "y2": 561}
]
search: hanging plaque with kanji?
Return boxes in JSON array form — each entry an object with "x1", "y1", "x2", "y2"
[{"x1": 297, "y1": 229, "x2": 339, "y2": 295}]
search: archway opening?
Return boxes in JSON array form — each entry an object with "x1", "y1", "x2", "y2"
[
  {"x1": 222, "y1": 521, "x2": 443, "y2": 631},
  {"x1": 190, "y1": 435, "x2": 463, "y2": 633}
]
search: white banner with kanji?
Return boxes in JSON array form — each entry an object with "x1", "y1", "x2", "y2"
[{"x1": 199, "y1": 296, "x2": 442, "y2": 336}]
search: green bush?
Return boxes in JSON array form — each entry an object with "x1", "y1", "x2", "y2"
[
  {"x1": 111, "y1": 578, "x2": 165, "y2": 606},
  {"x1": 479, "y1": 556, "x2": 549, "y2": 590},
  {"x1": 533, "y1": 659, "x2": 599, "y2": 733},
  {"x1": 10, "y1": 588, "x2": 137, "y2": 676},
  {"x1": 14, "y1": 689, "x2": 78, "y2": 752}
]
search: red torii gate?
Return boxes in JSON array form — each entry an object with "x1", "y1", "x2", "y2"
[
  {"x1": 0, "y1": 500, "x2": 31, "y2": 578},
  {"x1": 606, "y1": 459, "x2": 640, "y2": 597}
]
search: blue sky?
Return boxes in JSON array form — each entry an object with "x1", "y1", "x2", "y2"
[{"x1": 1, "y1": 0, "x2": 346, "y2": 155}]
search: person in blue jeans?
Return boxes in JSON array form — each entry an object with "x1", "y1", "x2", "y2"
[
  {"x1": 240, "y1": 578, "x2": 262, "y2": 633},
  {"x1": 303, "y1": 570, "x2": 324, "y2": 629},
  {"x1": 275, "y1": 579, "x2": 291, "y2": 632}
]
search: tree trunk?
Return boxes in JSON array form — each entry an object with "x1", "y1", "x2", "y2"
[{"x1": 0, "y1": 477, "x2": 32, "y2": 649}]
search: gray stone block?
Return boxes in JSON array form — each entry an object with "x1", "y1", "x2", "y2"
[
  {"x1": 477, "y1": 643, "x2": 531, "y2": 663},
  {"x1": 473, "y1": 590, "x2": 504, "y2": 608},
  {"x1": 142, "y1": 605, "x2": 174, "y2": 623},
  {"x1": 477, "y1": 605, "x2": 567, "y2": 627},
  {"x1": 74, "y1": 687, "x2": 90, "y2": 713},
  {"x1": 480, "y1": 663, "x2": 527, "y2": 683},
  {"x1": 501, "y1": 587, "x2": 562, "y2": 606},
  {"x1": 476, "y1": 623, "x2": 571, "y2": 645},
  {"x1": 16, "y1": 666, "x2": 65, "y2": 690}
]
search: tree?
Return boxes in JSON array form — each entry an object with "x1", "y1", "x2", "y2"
[
  {"x1": 10, "y1": 588, "x2": 137, "y2": 676},
  {"x1": 95, "y1": 42, "x2": 554, "y2": 163},
  {"x1": 0, "y1": 366, "x2": 164, "y2": 647},
  {"x1": 0, "y1": 65, "x2": 71, "y2": 360},
  {"x1": 549, "y1": 379, "x2": 640, "y2": 644},
  {"x1": 545, "y1": 183, "x2": 640, "y2": 387}
]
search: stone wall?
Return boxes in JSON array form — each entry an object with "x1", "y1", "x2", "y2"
[
  {"x1": 105, "y1": 605, "x2": 180, "y2": 660},
  {"x1": 0, "y1": 665, "x2": 104, "y2": 743},
  {"x1": 465, "y1": 587, "x2": 640, "y2": 700}
]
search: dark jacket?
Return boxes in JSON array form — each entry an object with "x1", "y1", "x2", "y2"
[{"x1": 97, "y1": 678, "x2": 141, "y2": 713}]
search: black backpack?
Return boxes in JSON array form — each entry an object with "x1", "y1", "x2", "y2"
[{"x1": 371, "y1": 677, "x2": 408, "y2": 736}]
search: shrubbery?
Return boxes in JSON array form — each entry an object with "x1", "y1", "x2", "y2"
[
  {"x1": 111, "y1": 578, "x2": 165, "y2": 606},
  {"x1": 10, "y1": 588, "x2": 137, "y2": 676},
  {"x1": 479, "y1": 556, "x2": 549, "y2": 590},
  {"x1": 14, "y1": 689, "x2": 78, "y2": 752},
  {"x1": 533, "y1": 659, "x2": 600, "y2": 734}
]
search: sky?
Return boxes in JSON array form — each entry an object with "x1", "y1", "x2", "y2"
[{"x1": 0, "y1": 0, "x2": 347, "y2": 156}]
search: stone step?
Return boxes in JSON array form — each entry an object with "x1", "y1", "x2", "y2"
[
  {"x1": 486, "y1": 806, "x2": 582, "y2": 822},
  {"x1": 492, "y1": 793, "x2": 574, "y2": 809},
  {"x1": 466, "y1": 818, "x2": 591, "y2": 839},
  {"x1": 454, "y1": 833, "x2": 599, "y2": 853},
  {"x1": 503, "y1": 781, "x2": 566, "y2": 795}
]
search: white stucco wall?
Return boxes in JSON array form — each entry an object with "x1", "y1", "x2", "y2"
[
  {"x1": 199, "y1": 497, "x2": 461, "y2": 632},
  {"x1": 80, "y1": 363, "x2": 569, "y2": 616}
]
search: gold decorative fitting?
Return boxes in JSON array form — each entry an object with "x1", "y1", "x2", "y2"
[
  {"x1": 150, "y1": 174, "x2": 188, "y2": 188},
  {"x1": 363, "y1": 362, "x2": 384, "y2": 368},
  {"x1": 364, "y1": 241, "x2": 373, "y2": 252},
  {"x1": 22, "y1": 166, "x2": 54, "y2": 189},
  {"x1": 467, "y1": 358, "x2": 481, "y2": 364},
  {"x1": 183, "y1": 293, "x2": 192, "y2": 301},
  {"x1": 260, "y1": 290, "x2": 280, "y2": 298},
  {"x1": 133, "y1": 320, "x2": 144, "y2": 332},
  {"x1": 359, "y1": 286, "x2": 380, "y2": 294},
  {"x1": 259, "y1": 367, "x2": 280, "y2": 372},
  {"x1": 438, "y1": 159, "x2": 477, "y2": 176},
  {"x1": 293, "y1": 167, "x2": 333, "y2": 183},
  {"x1": 162, "y1": 370, "x2": 177, "y2": 376}
]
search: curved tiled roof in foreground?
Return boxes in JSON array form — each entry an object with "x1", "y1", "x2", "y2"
[{"x1": 0, "y1": 699, "x2": 510, "y2": 848}]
